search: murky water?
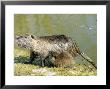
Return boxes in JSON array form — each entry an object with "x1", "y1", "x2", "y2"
[{"x1": 14, "y1": 14, "x2": 97, "y2": 63}]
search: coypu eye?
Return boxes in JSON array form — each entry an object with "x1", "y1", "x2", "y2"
[{"x1": 30, "y1": 35, "x2": 35, "y2": 39}]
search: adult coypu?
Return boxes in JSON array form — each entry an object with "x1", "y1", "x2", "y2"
[{"x1": 15, "y1": 34, "x2": 97, "y2": 69}]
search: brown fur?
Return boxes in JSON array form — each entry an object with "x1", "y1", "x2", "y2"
[
  {"x1": 51, "y1": 52, "x2": 75, "y2": 68},
  {"x1": 15, "y1": 34, "x2": 79, "y2": 67}
]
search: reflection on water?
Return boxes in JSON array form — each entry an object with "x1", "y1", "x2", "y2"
[{"x1": 14, "y1": 14, "x2": 97, "y2": 63}]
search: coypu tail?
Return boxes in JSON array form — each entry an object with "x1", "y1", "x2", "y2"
[
  {"x1": 73, "y1": 41, "x2": 97, "y2": 69},
  {"x1": 79, "y1": 52, "x2": 97, "y2": 69}
]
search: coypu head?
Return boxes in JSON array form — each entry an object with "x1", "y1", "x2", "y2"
[{"x1": 15, "y1": 34, "x2": 36, "y2": 49}]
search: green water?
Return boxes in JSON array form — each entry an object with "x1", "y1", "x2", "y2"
[{"x1": 14, "y1": 14, "x2": 97, "y2": 63}]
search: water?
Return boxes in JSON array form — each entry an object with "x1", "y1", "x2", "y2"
[{"x1": 14, "y1": 14, "x2": 97, "y2": 63}]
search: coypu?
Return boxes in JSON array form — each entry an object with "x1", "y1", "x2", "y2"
[{"x1": 15, "y1": 34, "x2": 97, "y2": 69}]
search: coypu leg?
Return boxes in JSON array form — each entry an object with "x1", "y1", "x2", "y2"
[
  {"x1": 41, "y1": 56, "x2": 52, "y2": 67},
  {"x1": 38, "y1": 56, "x2": 44, "y2": 67},
  {"x1": 38, "y1": 54, "x2": 46, "y2": 67},
  {"x1": 28, "y1": 51, "x2": 36, "y2": 64},
  {"x1": 43, "y1": 52, "x2": 54, "y2": 67},
  {"x1": 40, "y1": 58, "x2": 45, "y2": 67},
  {"x1": 25, "y1": 51, "x2": 38, "y2": 64},
  {"x1": 40, "y1": 52, "x2": 53, "y2": 67}
]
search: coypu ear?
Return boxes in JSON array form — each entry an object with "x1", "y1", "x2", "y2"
[{"x1": 30, "y1": 35, "x2": 35, "y2": 39}]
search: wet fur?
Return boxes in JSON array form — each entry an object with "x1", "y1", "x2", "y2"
[{"x1": 15, "y1": 34, "x2": 80, "y2": 67}]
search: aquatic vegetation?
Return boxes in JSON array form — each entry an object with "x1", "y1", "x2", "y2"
[
  {"x1": 14, "y1": 63, "x2": 96, "y2": 76},
  {"x1": 14, "y1": 49, "x2": 96, "y2": 76}
]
